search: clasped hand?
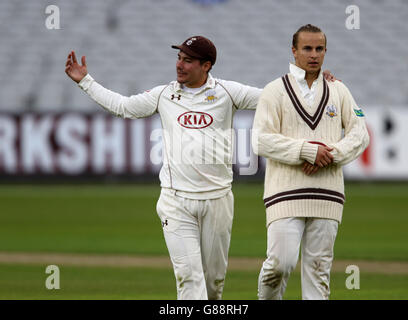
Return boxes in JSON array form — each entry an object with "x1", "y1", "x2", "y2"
[{"x1": 303, "y1": 145, "x2": 334, "y2": 176}]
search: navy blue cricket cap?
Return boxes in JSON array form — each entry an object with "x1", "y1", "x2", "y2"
[{"x1": 172, "y1": 36, "x2": 217, "y2": 65}]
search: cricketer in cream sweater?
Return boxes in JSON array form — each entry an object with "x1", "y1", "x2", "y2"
[
  {"x1": 252, "y1": 24, "x2": 369, "y2": 300},
  {"x1": 252, "y1": 63, "x2": 369, "y2": 225}
]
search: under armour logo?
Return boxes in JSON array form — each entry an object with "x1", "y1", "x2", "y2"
[
  {"x1": 171, "y1": 94, "x2": 181, "y2": 101},
  {"x1": 162, "y1": 219, "x2": 168, "y2": 227}
]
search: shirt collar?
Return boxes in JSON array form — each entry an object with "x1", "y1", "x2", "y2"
[
  {"x1": 289, "y1": 63, "x2": 323, "y2": 83},
  {"x1": 174, "y1": 73, "x2": 216, "y2": 93}
]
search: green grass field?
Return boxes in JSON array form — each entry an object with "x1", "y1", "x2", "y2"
[
  {"x1": 0, "y1": 182, "x2": 407, "y2": 299},
  {"x1": 1, "y1": 264, "x2": 407, "y2": 300}
]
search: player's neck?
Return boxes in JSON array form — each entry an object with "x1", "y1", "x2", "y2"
[
  {"x1": 184, "y1": 74, "x2": 208, "y2": 89},
  {"x1": 305, "y1": 70, "x2": 320, "y2": 88}
]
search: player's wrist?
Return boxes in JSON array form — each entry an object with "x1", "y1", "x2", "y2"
[
  {"x1": 77, "y1": 73, "x2": 93, "y2": 90},
  {"x1": 300, "y1": 141, "x2": 318, "y2": 164}
]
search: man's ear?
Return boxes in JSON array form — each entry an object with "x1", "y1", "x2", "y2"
[
  {"x1": 292, "y1": 46, "x2": 297, "y2": 58},
  {"x1": 203, "y1": 61, "x2": 212, "y2": 73}
]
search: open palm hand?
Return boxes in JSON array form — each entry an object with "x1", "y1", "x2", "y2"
[{"x1": 65, "y1": 51, "x2": 87, "y2": 83}]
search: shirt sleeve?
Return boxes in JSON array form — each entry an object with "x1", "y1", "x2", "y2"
[
  {"x1": 218, "y1": 80, "x2": 262, "y2": 110},
  {"x1": 328, "y1": 81, "x2": 370, "y2": 166},
  {"x1": 251, "y1": 81, "x2": 307, "y2": 165},
  {"x1": 78, "y1": 74, "x2": 166, "y2": 119}
]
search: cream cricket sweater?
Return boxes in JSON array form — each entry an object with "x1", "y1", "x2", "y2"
[{"x1": 252, "y1": 69, "x2": 369, "y2": 225}]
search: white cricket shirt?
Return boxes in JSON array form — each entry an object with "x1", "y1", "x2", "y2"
[{"x1": 78, "y1": 73, "x2": 261, "y2": 199}]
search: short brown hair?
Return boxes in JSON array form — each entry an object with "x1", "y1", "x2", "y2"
[{"x1": 292, "y1": 24, "x2": 327, "y2": 49}]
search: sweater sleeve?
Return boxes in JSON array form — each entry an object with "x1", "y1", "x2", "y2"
[
  {"x1": 78, "y1": 74, "x2": 165, "y2": 119},
  {"x1": 328, "y1": 81, "x2": 370, "y2": 166},
  {"x1": 251, "y1": 81, "x2": 308, "y2": 165}
]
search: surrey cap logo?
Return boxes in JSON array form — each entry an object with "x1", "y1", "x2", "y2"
[{"x1": 186, "y1": 37, "x2": 197, "y2": 46}]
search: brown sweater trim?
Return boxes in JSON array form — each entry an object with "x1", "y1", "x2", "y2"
[
  {"x1": 264, "y1": 187, "x2": 345, "y2": 208},
  {"x1": 281, "y1": 74, "x2": 329, "y2": 130}
]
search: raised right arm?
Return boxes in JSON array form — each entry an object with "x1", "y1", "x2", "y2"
[{"x1": 78, "y1": 74, "x2": 165, "y2": 119}]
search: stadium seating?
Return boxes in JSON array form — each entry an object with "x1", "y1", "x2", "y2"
[{"x1": 0, "y1": 0, "x2": 407, "y2": 111}]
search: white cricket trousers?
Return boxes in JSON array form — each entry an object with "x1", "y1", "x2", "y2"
[
  {"x1": 258, "y1": 217, "x2": 338, "y2": 300},
  {"x1": 156, "y1": 188, "x2": 234, "y2": 300}
]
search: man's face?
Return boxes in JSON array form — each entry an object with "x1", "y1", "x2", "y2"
[
  {"x1": 292, "y1": 32, "x2": 327, "y2": 75},
  {"x1": 176, "y1": 51, "x2": 210, "y2": 88}
]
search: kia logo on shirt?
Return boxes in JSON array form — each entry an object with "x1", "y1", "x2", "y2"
[{"x1": 177, "y1": 111, "x2": 213, "y2": 129}]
